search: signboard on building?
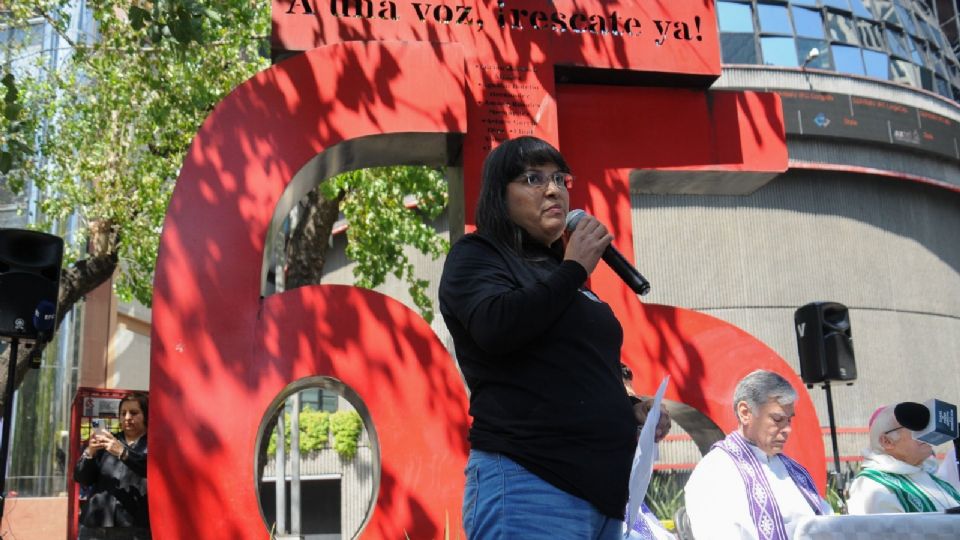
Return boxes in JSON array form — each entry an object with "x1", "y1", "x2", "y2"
[{"x1": 778, "y1": 89, "x2": 960, "y2": 160}]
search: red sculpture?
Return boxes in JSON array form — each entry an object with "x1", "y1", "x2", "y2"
[{"x1": 150, "y1": 1, "x2": 821, "y2": 538}]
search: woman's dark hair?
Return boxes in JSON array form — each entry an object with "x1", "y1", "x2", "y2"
[
  {"x1": 120, "y1": 392, "x2": 149, "y2": 427},
  {"x1": 475, "y1": 136, "x2": 570, "y2": 252}
]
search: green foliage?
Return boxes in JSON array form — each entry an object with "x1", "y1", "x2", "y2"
[
  {"x1": 826, "y1": 481, "x2": 845, "y2": 515},
  {"x1": 322, "y1": 166, "x2": 449, "y2": 322},
  {"x1": 0, "y1": 70, "x2": 35, "y2": 185},
  {"x1": 300, "y1": 408, "x2": 332, "y2": 451},
  {"x1": 0, "y1": 1, "x2": 269, "y2": 304},
  {"x1": 2, "y1": 3, "x2": 450, "y2": 322},
  {"x1": 267, "y1": 408, "x2": 330, "y2": 455},
  {"x1": 330, "y1": 410, "x2": 364, "y2": 460},
  {"x1": 826, "y1": 465, "x2": 858, "y2": 514},
  {"x1": 644, "y1": 471, "x2": 686, "y2": 521},
  {"x1": 265, "y1": 408, "x2": 364, "y2": 461}
]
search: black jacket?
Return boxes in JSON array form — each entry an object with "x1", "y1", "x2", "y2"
[
  {"x1": 439, "y1": 233, "x2": 637, "y2": 519},
  {"x1": 74, "y1": 433, "x2": 149, "y2": 528}
]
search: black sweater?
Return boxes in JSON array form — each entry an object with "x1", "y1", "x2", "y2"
[
  {"x1": 439, "y1": 233, "x2": 637, "y2": 519},
  {"x1": 74, "y1": 434, "x2": 149, "y2": 529}
]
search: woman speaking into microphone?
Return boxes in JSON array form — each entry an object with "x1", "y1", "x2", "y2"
[{"x1": 439, "y1": 136, "x2": 638, "y2": 539}]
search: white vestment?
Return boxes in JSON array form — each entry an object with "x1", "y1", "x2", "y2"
[
  {"x1": 684, "y1": 443, "x2": 831, "y2": 540},
  {"x1": 847, "y1": 450, "x2": 960, "y2": 514},
  {"x1": 936, "y1": 444, "x2": 959, "y2": 492}
]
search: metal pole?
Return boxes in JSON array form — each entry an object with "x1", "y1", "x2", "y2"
[
  {"x1": 291, "y1": 393, "x2": 301, "y2": 536},
  {"x1": 275, "y1": 408, "x2": 286, "y2": 535},
  {"x1": 823, "y1": 381, "x2": 842, "y2": 481},
  {"x1": 0, "y1": 338, "x2": 20, "y2": 521}
]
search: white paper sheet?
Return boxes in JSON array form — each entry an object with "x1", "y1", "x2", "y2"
[{"x1": 623, "y1": 375, "x2": 670, "y2": 538}]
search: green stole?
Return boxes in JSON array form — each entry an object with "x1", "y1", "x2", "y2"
[{"x1": 858, "y1": 468, "x2": 960, "y2": 512}]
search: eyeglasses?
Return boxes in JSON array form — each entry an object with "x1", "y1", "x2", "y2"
[
  {"x1": 884, "y1": 426, "x2": 905, "y2": 435},
  {"x1": 516, "y1": 170, "x2": 574, "y2": 190}
]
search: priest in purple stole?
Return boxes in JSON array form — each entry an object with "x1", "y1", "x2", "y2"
[{"x1": 684, "y1": 370, "x2": 831, "y2": 539}]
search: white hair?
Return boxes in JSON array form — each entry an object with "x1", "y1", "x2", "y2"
[
  {"x1": 732, "y1": 369, "x2": 797, "y2": 422},
  {"x1": 868, "y1": 405, "x2": 901, "y2": 453}
]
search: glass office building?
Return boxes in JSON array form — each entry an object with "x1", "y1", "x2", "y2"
[
  {"x1": 631, "y1": 0, "x2": 960, "y2": 470},
  {"x1": 715, "y1": 0, "x2": 960, "y2": 100}
]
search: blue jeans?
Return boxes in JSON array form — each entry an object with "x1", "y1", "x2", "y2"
[{"x1": 463, "y1": 449, "x2": 623, "y2": 540}]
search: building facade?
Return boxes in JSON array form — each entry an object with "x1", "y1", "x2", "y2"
[{"x1": 659, "y1": 0, "x2": 960, "y2": 463}]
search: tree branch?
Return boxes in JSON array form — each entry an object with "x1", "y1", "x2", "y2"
[
  {"x1": 285, "y1": 189, "x2": 345, "y2": 289},
  {"x1": 35, "y1": 8, "x2": 76, "y2": 49}
]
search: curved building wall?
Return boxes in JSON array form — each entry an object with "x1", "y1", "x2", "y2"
[
  {"x1": 636, "y1": 44, "x2": 960, "y2": 457},
  {"x1": 631, "y1": 169, "x2": 960, "y2": 430}
]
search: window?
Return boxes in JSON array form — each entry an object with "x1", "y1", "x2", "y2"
[
  {"x1": 909, "y1": 38, "x2": 926, "y2": 65},
  {"x1": 885, "y1": 29, "x2": 909, "y2": 58},
  {"x1": 791, "y1": 0, "x2": 817, "y2": 6},
  {"x1": 826, "y1": 12, "x2": 859, "y2": 44},
  {"x1": 890, "y1": 58, "x2": 919, "y2": 86},
  {"x1": 1, "y1": 22, "x2": 45, "y2": 73},
  {"x1": 918, "y1": 19, "x2": 944, "y2": 51},
  {"x1": 892, "y1": 3, "x2": 917, "y2": 36},
  {"x1": 792, "y1": 7, "x2": 824, "y2": 39},
  {"x1": 862, "y1": 49, "x2": 889, "y2": 79},
  {"x1": 758, "y1": 3, "x2": 793, "y2": 34},
  {"x1": 848, "y1": 0, "x2": 872, "y2": 19},
  {"x1": 296, "y1": 389, "x2": 340, "y2": 412},
  {"x1": 932, "y1": 57, "x2": 948, "y2": 78},
  {"x1": 910, "y1": 0, "x2": 935, "y2": 20},
  {"x1": 821, "y1": 0, "x2": 850, "y2": 10},
  {"x1": 721, "y1": 33, "x2": 759, "y2": 64},
  {"x1": 260, "y1": 477, "x2": 342, "y2": 539},
  {"x1": 920, "y1": 66, "x2": 934, "y2": 92},
  {"x1": 869, "y1": 0, "x2": 897, "y2": 25},
  {"x1": 717, "y1": 1, "x2": 755, "y2": 33},
  {"x1": 934, "y1": 76, "x2": 952, "y2": 99},
  {"x1": 857, "y1": 19, "x2": 884, "y2": 50},
  {"x1": 832, "y1": 44, "x2": 865, "y2": 75},
  {"x1": 797, "y1": 38, "x2": 832, "y2": 69},
  {"x1": 761, "y1": 36, "x2": 800, "y2": 66},
  {"x1": 943, "y1": 46, "x2": 959, "y2": 66},
  {"x1": 949, "y1": 64, "x2": 960, "y2": 88}
]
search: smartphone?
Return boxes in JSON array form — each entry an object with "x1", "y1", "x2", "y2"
[{"x1": 91, "y1": 418, "x2": 107, "y2": 434}]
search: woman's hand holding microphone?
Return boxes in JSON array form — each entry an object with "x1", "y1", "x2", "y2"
[{"x1": 563, "y1": 211, "x2": 612, "y2": 274}]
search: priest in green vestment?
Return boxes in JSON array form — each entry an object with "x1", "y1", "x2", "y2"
[{"x1": 848, "y1": 404, "x2": 960, "y2": 514}]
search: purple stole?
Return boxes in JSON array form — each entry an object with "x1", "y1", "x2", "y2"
[
  {"x1": 629, "y1": 502, "x2": 657, "y2": 539},
  {"x1": 713, "y1": 432, "x2": 824, "y2": 540}
]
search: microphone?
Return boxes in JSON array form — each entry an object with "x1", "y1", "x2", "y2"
[
  {"x1": 565, "y1": 210, "x2": 651, "y2": 296},
  {"x1": 895, "y1": 400, "x2": 958, "y2": 445},
  {"x1": 894, "y1": 402, "x2": 930, "y2": 431}
]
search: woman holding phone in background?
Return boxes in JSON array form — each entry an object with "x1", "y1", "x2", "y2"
[{"x1": 74, "y1": 392, "x2": 150, "y2": 540}]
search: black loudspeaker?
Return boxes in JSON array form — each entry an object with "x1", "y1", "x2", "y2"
[
  {"x1": 794, "y1": 302, "x2": 856, "y2": 384},
  {"x1": 0, "y1": 229, "x2": 64, "y2": 343}
]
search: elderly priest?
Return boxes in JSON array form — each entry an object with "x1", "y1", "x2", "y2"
[
  {"x1": 684, "y1": 370, "x2": 831, "y2": 539},
  {"x1": 847, "y1": 403, "x2": 960, "y2": 514}
]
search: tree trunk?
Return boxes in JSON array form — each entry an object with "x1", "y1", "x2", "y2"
[
  {"x1": 0, "y1": 220, "x2": 119, "y2": 410},
  {"x1": 284, "y1": 188, "x2": 344, "y2": 290}
]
